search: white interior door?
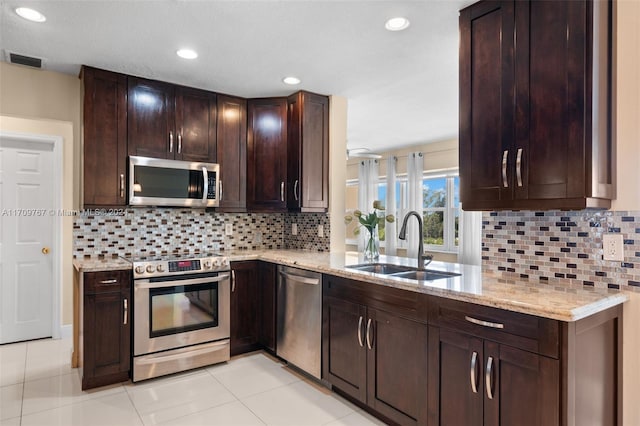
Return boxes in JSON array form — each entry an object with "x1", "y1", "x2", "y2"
[{"x1": 0, "y1": 138, "x2": 54, "y2": 344}]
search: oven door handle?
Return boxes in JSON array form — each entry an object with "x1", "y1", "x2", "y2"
[
  {"x1": 135, "y1": 340, "x2": 229, "y2": 365},
  {"x1": 136, "y1": 273, "x2": 230, "y2": 289}
]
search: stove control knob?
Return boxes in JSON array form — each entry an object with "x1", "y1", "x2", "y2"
[
  {"x1": 212, "y1": 258, "x2": 220, "y2": 268},
  {"x1": 135, "y1": 266, "x2": 144, "y2": 275},
  {"x1": 203, "y1": 260, "x2": 212, "y2": 270},
  {"x1": 146, "y1": 265, "x2": 155, "y2": 274},
  {"x1": 156, "y1": 264, "x2": 165, "y2": 273}
]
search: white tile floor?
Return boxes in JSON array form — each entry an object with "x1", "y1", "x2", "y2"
[{"x1": 0, "y1": 338, "x2": 386, "y2": 425}]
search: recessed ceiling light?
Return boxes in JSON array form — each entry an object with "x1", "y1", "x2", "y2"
[
  {"x1": 283, "y1": 76, "x2": 301, "y2": 85},
  {"x1": 15, "y1": 7, "x2": 46, "y2": 23},
  {"x1": 385, "y1": 17, "x2": 410, "y2": 31},
  {"x1": 176, "y1": 49, "x2": 198, "y2": 59}
]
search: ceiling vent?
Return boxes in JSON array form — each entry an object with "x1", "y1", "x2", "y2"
[{"x1": 7, "y1": 52, "x2": 43, "y2": 69}]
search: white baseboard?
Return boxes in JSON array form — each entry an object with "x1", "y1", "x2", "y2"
[{"x1": 60, "y1": 324, "x2": 72, "y2": 339}]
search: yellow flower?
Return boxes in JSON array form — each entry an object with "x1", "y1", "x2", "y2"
[
  {"x1": 353, "y1": 210, "x2": 362, "y2": 218},
  {"x1": 372, "y1": 200, "x2": 384, "y2": 210},
  {"x1": 386, "y1": 214, "x2": 395, "y2": 223},
  {"x1": 344, "y1": 215, "x2": 353, "y2": 224}
]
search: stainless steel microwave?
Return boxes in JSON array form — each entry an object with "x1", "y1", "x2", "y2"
[{"x1": 129, "y1": 156, "x2": 219, "y2": 207}]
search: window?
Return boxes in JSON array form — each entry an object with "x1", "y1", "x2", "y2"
[
  {"x1": 422, "y1": 175, "x2": 459, "y2": 252},
  {"x1": 346, "y1": 171, "x2": 460, "y2": 253}
]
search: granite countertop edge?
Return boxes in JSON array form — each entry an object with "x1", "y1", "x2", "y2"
[{"x1": 72, "y1": 249, "x2": 629, "y2": 322}]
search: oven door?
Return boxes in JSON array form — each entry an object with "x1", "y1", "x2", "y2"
[{"x1": 134, "y1": 272, "x2": 230, "y2": 356}]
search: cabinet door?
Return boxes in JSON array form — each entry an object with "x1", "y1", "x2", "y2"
[
  {"x1": 367, "y1": 308, "x2": 428, "y2": 426},
  {"x1": 484, "y1": 341, "x2": 559, "y2": 426},
  {"x1": 459, "y1": 1, "x2": 515, "y2": 209},
  {"x1": 428, "y1": 327, "x2": 483, "y2": 426},
  {"x1": 82, "y1": 289, "x2": 130, "y2": 390},
  {"x1": 175, "y1": 87, "x2": 217, "y2": 162},
  {"x1": 322, "y1": 295, "x2": 367, "y2": 403},
  {"x1": 128, "y1": 77, "x2": 174, "y2": 159},
  {"x1": 513, "y1": 0, "x2": 588, "y2": 202},
  {"x1": 287, "y1": 92, "x2": 329, "y2": 212},
  {"x1": 217, "y1": 95, "x2": 247, "y2": 211},
  {"x1": 230, "y1": 261, "x2": 260, "y2": 356},
  {"x1": 258, "y1": 262, "x2": 276, "y2": 352},
  {"x1": 247, "y1": 98, "x2": 288, "y2": 211},
  {"x1": 82, "y1": 67, "x2": 127, "y2": 206}
]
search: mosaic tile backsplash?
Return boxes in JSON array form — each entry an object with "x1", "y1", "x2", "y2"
[
  {"x1": 482, "y1": 210, "x2": 640, "y2": 291},
  {"x1": 73, "y1": 209, "x2": 330, "y2": 258}
]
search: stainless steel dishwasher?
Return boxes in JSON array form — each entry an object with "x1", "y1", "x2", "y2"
[{"x1": 276, "y1": 265, "x2": 322, "y2": 379}]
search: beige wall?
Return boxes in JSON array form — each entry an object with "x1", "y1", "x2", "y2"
[
  {"x1": 0, "y1": 62, "x2": 81, "y2": 328},
  {"x1": 0, "y1": 116, "x2": 75, "y2": 328},
  {"x1": 329, "y1": 96, "x2": 348, "y2": 253}
]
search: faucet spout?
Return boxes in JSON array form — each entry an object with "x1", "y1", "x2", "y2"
[{"x1": 398, "y1": 211, "x2": 428, "y2": 269}]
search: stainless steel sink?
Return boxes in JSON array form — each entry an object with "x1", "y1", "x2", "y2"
[
  {"x1": 390, "y1": 270, "x2": 461, "y2": 281},
  {"x1": 346, "y1": 263, "x2": 416, "y2": 274},
  {"x1": 346, "y1": 263, "x2": 460, "y2": 281}
]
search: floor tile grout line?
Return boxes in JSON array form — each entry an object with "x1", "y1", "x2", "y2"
[
  {"x1": 206, "y1": 363, "x2": 303, "y2": 401},
  {"x1": 122, "y1": 383, "x2": 146, "y2": 426},
  {"x1": 19, "y1": 341, "x2": 28, "y2": 423}
]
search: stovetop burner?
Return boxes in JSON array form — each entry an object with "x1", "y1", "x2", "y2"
[{"x1": 128, "y1": 252, "x2": 230, "y2": 278}]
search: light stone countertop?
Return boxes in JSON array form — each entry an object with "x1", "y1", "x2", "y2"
[
  {"x1": 73, "y1": 256, "x2": 132, "y2": 272},
  {"x1": 73, "y1": 249, "x2": 628, "y2": 322}
]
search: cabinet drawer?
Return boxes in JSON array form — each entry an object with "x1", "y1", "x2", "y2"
[
  {"x1": 429, "y1": 296, "x2": 559, "y2": 358},
  {"x1": 84, "y1": 270, "x2": 131, "y2": 294}
]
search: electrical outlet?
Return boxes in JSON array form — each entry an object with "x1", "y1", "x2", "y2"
[
  {"x1": 603, "y1": 234, "x2": 624, "y2": 261},
  {"x1": 292, "y1": 223, "x2": 298, "y2": 235},
  {"x1": 225, "y1": 223, "x2": 233, "y2": 236},
  {"x1": 318, "y1": 224, "x2": 324, "y2": 238},
  {"x1": 255, "y1": 231, "x2": 263, "y2": 243}
]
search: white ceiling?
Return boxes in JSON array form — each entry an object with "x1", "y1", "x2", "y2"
[{"x1": 0, "y1": 0, "x2": 472, "y2": 153}]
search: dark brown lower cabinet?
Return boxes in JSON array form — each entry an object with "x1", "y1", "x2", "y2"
[
  {"x1": 230, "y1": 261, "x2": 260, "y2": 356},
  {"x1": 230, "y1": 261, "x2": 277, "y2": 356},
  {"x1": 81, "y1": 270, "x2": 131, "y2": 390},
  {"x1": 428, "y1": 327, "x2": 559, "y2": 426},
  {"x1": 323, "y1": 276, "x2": 429, "y2": 426}
]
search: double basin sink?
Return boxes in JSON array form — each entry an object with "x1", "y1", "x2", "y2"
[{"x1": 346, "y1": 263, "x2": 460, "y2": 281}]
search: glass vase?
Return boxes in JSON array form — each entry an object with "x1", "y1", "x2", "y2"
[{"x1": 364, "y1": 228, "x2": 380, "y2": 261}]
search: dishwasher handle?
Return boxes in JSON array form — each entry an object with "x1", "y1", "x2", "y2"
[{"x1": 279, "y1": 271, "x2": 320, "y2": 285}]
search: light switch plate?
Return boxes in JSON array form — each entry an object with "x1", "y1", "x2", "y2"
[
  {"x1": 603, "y1": 234, "x2": 624, "y2": 261},
  {"x1": 292, "y1": 223, "x2": 298, "y2": 235},
  {"x1": 225, "y1": 223, "x2": 233, "y2": 236}
]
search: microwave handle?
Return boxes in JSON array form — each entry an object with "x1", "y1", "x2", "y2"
[{"x1": 202, "y1": 167, "x2": 209, "y2": 203}]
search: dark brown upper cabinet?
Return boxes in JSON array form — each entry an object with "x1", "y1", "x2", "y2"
[
  {"x1": 174, "y1": 87, "x2": 217, "y2": 162},
  {"x1": 287, "y1": 91, "x2": 330, "y2": 212},
  {"x1": 459, "y1": 0, "x2": 614, "y2": 211},
  {"x1": 216, "y1": 95, "x2": 247, "y2": 212},
  {"x1": 247, "y1": 98, "x2": 288, "y2": 212},
  {"x1": 128, "y1": 77, "x2": 217, "y2": 162},
  {"x1": 82, "y1": 66, "x2": 128, "y2": 207}
]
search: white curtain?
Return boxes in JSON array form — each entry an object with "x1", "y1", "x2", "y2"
[
  {"x1": 459, "y1": 209, "x2": 483, "y2": 265},
  {"x1": 385, "y1": 156, "x2": 398, "y2": 256},
  {"x1": 357, "y1": 159, "x2": 379, "y2": 251},
  {"x1": 406, "y1": 152, "x2": 424, "y2": 259}
]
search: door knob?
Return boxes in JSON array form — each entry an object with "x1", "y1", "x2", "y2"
[{"x1": 42, "y1": 247, "x2": 50, "y2": 255}]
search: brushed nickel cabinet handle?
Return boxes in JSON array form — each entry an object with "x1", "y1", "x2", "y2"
[
  {"x1": 357, "y1": 316, "x2": 364, "y2": 347},
  {"x1": 219, "y1": 180, "x2": 223, "y2": 201},
  {"x1": 99, "y1": 279, "x2": 118, "y2": 284},
  {"x1": 502, "y1": 150, "x2": 509, "y2": 188},
  {"x1": 119, "y1": 174, "x2": 125, "y2": 198},
  {"x1": 123, "y1": 298, "x2": 128, "y2": 325},
  {"x1": 169, "y1": 131, "x2": 174, "y2": 153},
  {"x1": 280, "y1": 181, "x2": 285, "y2": 202},
  {"x1": 516, "y1": 148, "x2": 523, "y2": 187},
  {"x1": 294, "y1": 179, "x2": 299, "y2": 201},
  {"x1": 465, "y1": 315, "x2": 504, "y2": 329},
  {"x1": 231, "y1": 270, "x2": 236, "y2": 293},
  {"x1": 485, "y1": 356, "x2": 495, "y2": 400},
  {"x1": 366, "y1": 318, "x2": 373, "y2": 350},
  {"x1": 178, "y1": 131, "x2": 183, "y2": 154},
  {"x1": 470, "y1": 351, "x2": 479, "y2": 393}
]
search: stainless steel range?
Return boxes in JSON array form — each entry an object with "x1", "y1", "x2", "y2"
[{"x1": 131, "y1": 253, "x2": 230, "y2": 382}]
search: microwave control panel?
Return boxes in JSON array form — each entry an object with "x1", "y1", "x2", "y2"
[{"x1": 207, "y1": 176, "x2": 216, "y2": 199}]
